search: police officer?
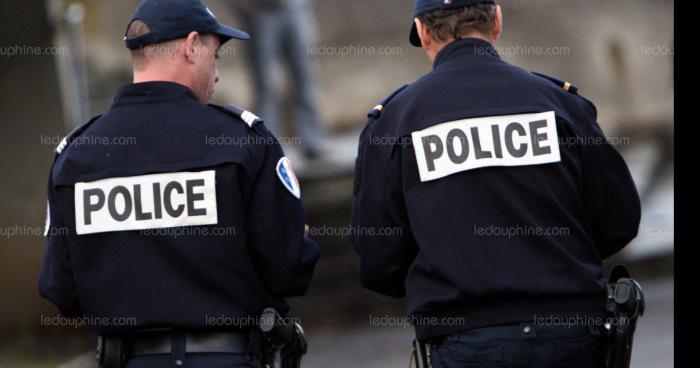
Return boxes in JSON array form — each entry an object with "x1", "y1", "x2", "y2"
[
  {"x1": 38, "y1": 1, "x2": 319, "y2": 367},
  {"x1": 351, "y1": 1, "x2": 641, "y2": 367}
]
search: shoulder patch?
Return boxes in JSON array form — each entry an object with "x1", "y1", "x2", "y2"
[
  {"x1": 367, "y1": 84, "x2": 410, "y2": 120},
  {"x1": 210, "y1": 103, "x2": 263, "y2": 128},
  {"x1": 56, "y1": 115, "x2": 102, "y2": 155},
  {"x1": 276, "y1": 157, "x2": 301, "y2": 199},
  {"x1": 532, "y1": 72, "x2": 579, "y2": 95},
  {"x1": 43, "y1": 201, "x2": 51, "y2": 237}
]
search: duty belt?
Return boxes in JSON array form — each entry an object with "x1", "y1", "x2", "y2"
[
  {"x1": 131, "y1": 331, "x2": 247, "y2": 355},
  {"x1": 97, "y1": 330, "x2": 249, "y2": 368}
]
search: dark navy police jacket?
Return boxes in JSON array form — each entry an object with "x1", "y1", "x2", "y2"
[
  {"x1": 39, "y1": 81, "x2": 319, "y2": 335},
  {"x1": 351, "y1": 39, "x2": 641, "y2": 340}
]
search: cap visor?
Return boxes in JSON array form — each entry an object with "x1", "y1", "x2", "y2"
[
  {"x1": 410, "y1": 23, "x2": 422, "y2": 47},
  {"x1": 213, "y1": 24, "x2": 250, "y2": 44}
]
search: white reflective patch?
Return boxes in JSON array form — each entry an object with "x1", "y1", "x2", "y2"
[
  {"x1": 240, "y1": 111, "x2": 260, "y2": 127},
  {"x1": 74, "y1": 171, "x2": 218, "y2": 235},
  {"x1": 44, "y1": 201, "x2": 51, "y2": 237},
  {"x1": 411, "y1": 111, "x2": 561, "y2": 182},
  {"x1": 56, "y1": 136, "x2": 69, "y2": 154}
]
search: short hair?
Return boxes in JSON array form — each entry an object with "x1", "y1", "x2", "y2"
[
  {"x1": 418, "y1": 4, "x2": 497, "y2": 43},
  {"x1": 125, "y1": 21, "x2": 217, "y2": 71},
  {"x1": 125, "y1": 20, "x2": 155, "y2": 70},
  {"x1": 125, "y1": 19, "x2": 151, "y2": 40}
]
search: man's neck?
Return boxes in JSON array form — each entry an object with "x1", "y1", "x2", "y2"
[
  {"x1": 133, "y1": 69, "x2": 190, "y2": 87},
  {"x1": 429, "y1": 34, "x2": 494, "y2": 63},
  {"x1": 459, "y1": 33, "x2": 494, "y2": 44}
]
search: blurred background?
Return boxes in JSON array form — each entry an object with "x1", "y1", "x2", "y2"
[{"x1": 1, "y1": 0, "x2": 673, "y2": 367}]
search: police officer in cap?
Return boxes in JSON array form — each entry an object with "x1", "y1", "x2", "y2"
[
  {"x1": 351, "y1": 1, "x2": 641, "y2": 366},
  {"x1": 38, "y1": 0, "x2": 319, "y2": 367}
]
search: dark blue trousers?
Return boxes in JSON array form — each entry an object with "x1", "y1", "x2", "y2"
[
  {"x1": 125, "y1": 353, "x2": 256, "y2": 368},
  {"x1": 430, "y1": 323, "x2": 608, "y2": 368}
]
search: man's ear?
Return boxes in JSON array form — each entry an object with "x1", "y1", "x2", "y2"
[
  {"x1": 415, "y1": 18, "x2": 432, "y2": 50},
  {"x1": 184, "y1": 31, "x2": 201, "y2": 64},
  {"x1": 492, "y1": 5, "x2": 503, "y2": 41}
]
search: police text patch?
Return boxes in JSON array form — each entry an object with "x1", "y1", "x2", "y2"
[
  {"x1": 75, "y1": 171, "x2": 218, "y2": 235},
  {"x1": 411, "y1": 111, "x2": 561, "y2": 182}
]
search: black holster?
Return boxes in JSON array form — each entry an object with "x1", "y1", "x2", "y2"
[
  {"x1": 96, "y1": 336, "x2": 126, "y2": 368},
  {"x1": 258, "y1": 308, "x2": 308, "y2": 368},
  {"x1": 412, "y1": 339, "x2": 431, "y2": 368},
  {"x1": 606, "y1": 265, "x2": 645, "y2": 368}
]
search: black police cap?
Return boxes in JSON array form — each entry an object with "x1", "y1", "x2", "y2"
[
  {"x1": 410, "y1": 0, "x2": 496, "y2": 47},
  {"x1": 124, "y1": 0, "x2": 249, "y2": 50}
]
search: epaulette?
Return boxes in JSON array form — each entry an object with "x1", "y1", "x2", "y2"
[
  {"x1": 532, "y1": 72, "x2": 579, "y2": 95},
  {"x1": 367, "y1": 84, "x2": 410, "y2": 120},
  {"x1": 55, "y1": 115, "x2": 102, "y2": 155},
  {"x1": 210, "y1": 103, "x2": 263, "y2": 128}
]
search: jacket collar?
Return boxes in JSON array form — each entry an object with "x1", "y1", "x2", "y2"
[
  {"x1": 433, "y1": 38, "x2": 500, "y2": 69},
  {"x1": 112, "y1": 81, "x2": 198, "y2": 106}
]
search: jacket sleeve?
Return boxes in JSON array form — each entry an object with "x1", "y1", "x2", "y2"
[
  {"x1": 245, "y1": 125, "x2": 320, "y2": 297},
  {"x1": 38, "y1": 170, "x2": 83, "y2": 317},
  {"x1": 350, "y1": 119, "x2": 418, "y2": 298},
  {"x1": 580, "y1": 119, "x2": 642, "y2": 259}
]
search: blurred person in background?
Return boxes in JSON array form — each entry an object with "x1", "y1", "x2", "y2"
[{"x1": 230, "y1": 0, "x2": 327, "y2": 159}]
